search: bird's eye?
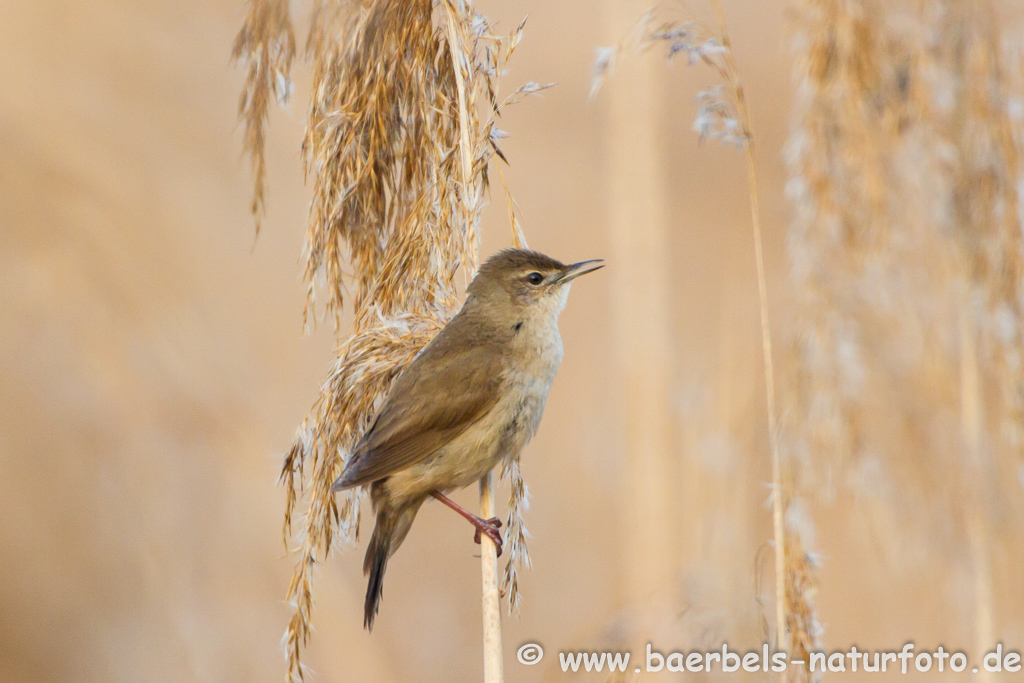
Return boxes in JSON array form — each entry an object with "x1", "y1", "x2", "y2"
[{"x1": 526, "y1": 271, "x2": 544, "y2": 285}]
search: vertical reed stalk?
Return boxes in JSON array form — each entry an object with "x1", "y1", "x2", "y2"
[
  {"x1": 443, "y1": 0, "x2": 480, "y2": 275},
  {"x1": 479, "y1": 472, "x2": 504, "y2": 683},
  {"x1": 600, "y1": 0, "x2": 675, "y2": 616},
  {"x1": 958, "y1": 290, "x2": 994, "y2": 683},
  {"x1": 593, "y1": 0, "x2": 805, "y2": 654},
  {"x1": 442, "y1": 1, "x2": 503, "y2": 675},
  {"x1": 710, "y1": 0, "x2": 788, "y2": 653},
  {"x1": 946, "y1": 7, "x2": 1000, "y2": 668}
]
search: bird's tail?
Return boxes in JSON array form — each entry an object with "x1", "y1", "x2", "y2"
[{"x1": 363, "y1": 501, "x2": 420, "y2": 631}]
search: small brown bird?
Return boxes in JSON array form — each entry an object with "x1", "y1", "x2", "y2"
[{"x1": 331, "y1": 249, "x2": 602, "y2": 630}]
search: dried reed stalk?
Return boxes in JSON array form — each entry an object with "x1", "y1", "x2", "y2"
[
  {"x1": 941, "y1": 7, "x2": 1020, "y2": 669},
  {"x1": 598, "y1": 0, "x2": 675, "y2": 617},
  {"x1": 479, "y1": 471, "x2": 504, "y2": 683},
  {"x1": 705, "y1": 2, "x2": 792, "y2": 657},
  {"x1": 593, "y1": 3, "x2": 820, "y2": 666},
  {"x1": 233, "y1": 1, "x2": 542, "y2": 679}
]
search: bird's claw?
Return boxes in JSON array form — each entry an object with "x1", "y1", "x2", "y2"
[{"x1": 472, "y1": 517, "x2": 504, "y2": 556}]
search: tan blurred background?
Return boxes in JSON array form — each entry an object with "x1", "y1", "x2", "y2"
[{"x1": 1, "y1": 1, "x2": 1021, "y2": 682}]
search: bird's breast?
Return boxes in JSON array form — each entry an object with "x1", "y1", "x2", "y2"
[
  {"x1": 496, "y1": 327, "x2": 562, "y2": 462},
  {"x1": 513, "y1": 321, "x2": 563, "y2": 380}
]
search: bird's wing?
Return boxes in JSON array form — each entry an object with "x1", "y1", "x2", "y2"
[{"x1": 332, "y1": 337, "x2": 504, "y2": 490}]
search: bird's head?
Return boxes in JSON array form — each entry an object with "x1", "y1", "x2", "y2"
[{"x1": 466, "y1": 249, "x2": 603, "y2": 323}]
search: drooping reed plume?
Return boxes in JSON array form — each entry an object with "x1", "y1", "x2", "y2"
[
  {"x1": 234, "y1": 1, "x2": 541, "y2": 680},
  {"x1": 232, "y1": 0, "x2": 295, "y2": 236},
  {"x1": 594, "y1": 4, "x2": 823, "y2": 672},
  {"x1": 786, "y1": 0, "x2": 1024, "y2": 672}
]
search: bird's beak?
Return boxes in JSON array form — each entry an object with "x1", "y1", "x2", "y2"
[{"x1": 555, "y1": 259, "x2": 605, "y2": 284}]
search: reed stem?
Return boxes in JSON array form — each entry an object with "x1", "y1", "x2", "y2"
[
  {"x1": 480, "y1": 471, "x2": 505, "y2": 682},
  {"x1": 444, "y1": 0, "x2": 504, "y2": 676},
  {"x1": 958, "y1": 287, "x2": 994, "y2": 683},
  {"x1": 710, "y1": 0, "x2": 788, "y2": 653}
]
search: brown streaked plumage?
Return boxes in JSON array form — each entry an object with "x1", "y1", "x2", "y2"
[{"x1": 332, "y1": 248, "x2": 603, "y2": 630}]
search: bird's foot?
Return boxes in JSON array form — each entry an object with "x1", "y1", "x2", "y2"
[
  {"x1": 430, "y1": 490, "x2": 504, "y2": 556},
  {"x1": 471, "y1": 516, "x2": 503, "y2": 556}
]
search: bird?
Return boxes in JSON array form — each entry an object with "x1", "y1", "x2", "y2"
[{"x1": 331, "y1": 248, "x2": 603, "y2": 630}]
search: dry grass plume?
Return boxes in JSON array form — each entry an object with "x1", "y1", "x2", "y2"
[
  {"x1": 594, "y1": 3, "x2": 822, "y2": 672},
  {"x1": 232, "y1": 0, "x2": 296, "y2": 236},
  {"x1": 785, "y1": 0, "x2": 1024, "y2": 672},
  {"x1": 235, "y1": 0, "x2": 541, "y2": 680}
]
